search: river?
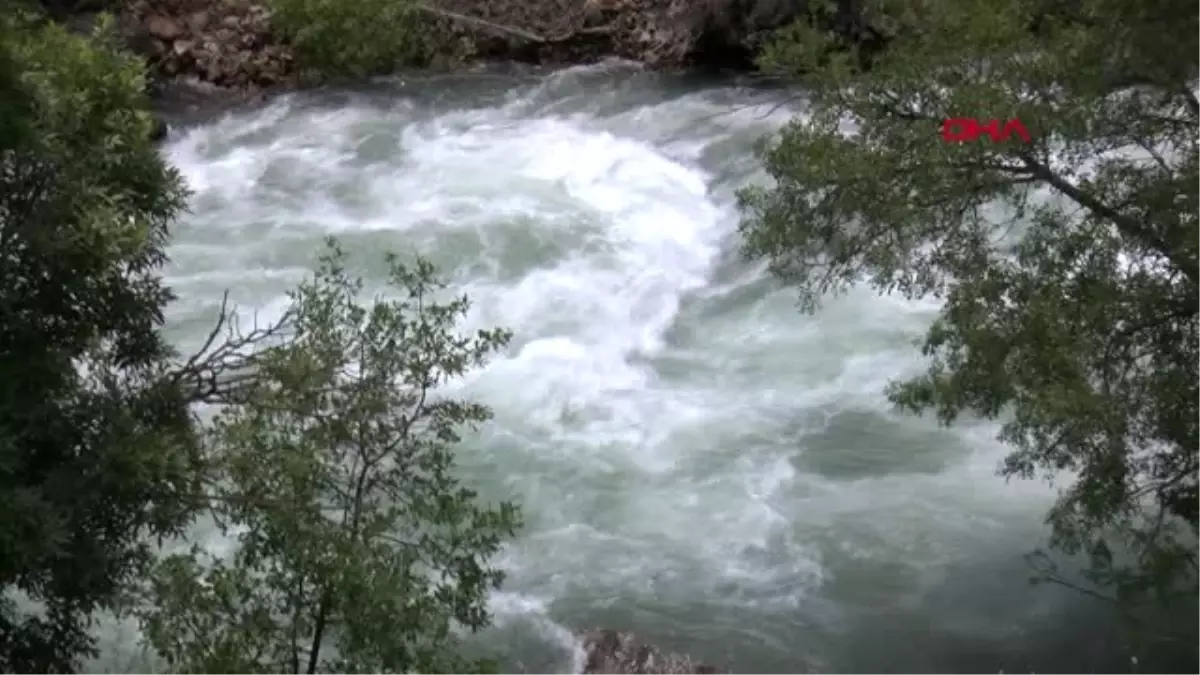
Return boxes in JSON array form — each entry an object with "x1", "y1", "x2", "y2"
[{"x1": 93, "y1": 62, "x2": 1196, "y2": 673}]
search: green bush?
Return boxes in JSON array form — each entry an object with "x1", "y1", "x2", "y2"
[{"x1": 269, "y1": 0, "x2": 471, "y2": 78}]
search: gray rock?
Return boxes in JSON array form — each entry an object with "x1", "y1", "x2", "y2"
[{"x1": 579, "y1": 629, "x2": 722, "y2": 674}]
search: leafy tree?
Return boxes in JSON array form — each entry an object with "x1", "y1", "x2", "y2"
[
  {"x1": 135, "y1": 240, "x2": 520, "y2": 674},
  {"x1": 742, "y1": 0, "x2": 1197, "y2": 603},
  {"x1": 0, "y1": 6, "x2": 201, "y2": 672}
]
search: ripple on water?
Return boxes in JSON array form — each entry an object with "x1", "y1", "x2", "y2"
[{"x1": 791, "y1": 409, "x2": 965, "y2": 480}]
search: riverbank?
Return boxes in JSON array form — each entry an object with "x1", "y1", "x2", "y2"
[
  {"x1": 51, "y1": 0, "x2": 892, "y2": 119},
  {"x1": 115, "y1": 0, "x2": 799, "y2": 95}
]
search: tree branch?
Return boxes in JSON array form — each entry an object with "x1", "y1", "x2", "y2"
[
  {"x1": 412, "y1": 3, "x2": 614, "y2": 44},
  {"x1": 414, "y1": 3, "x2": 550, "y2": 43},
  {"x1": 169, "y1": 294, "x2": 296, "y2": 405},
  {"x1": 1181, "y1": 84, "x2": 1199, "y2": 117},
  {"x1": 1015, "y1": 151, "x2": 1199, "y2": 284}
]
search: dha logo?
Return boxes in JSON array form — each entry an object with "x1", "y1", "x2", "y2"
[{"x1": 941, "y1": 118, "x2": 1032, "y2": 143}]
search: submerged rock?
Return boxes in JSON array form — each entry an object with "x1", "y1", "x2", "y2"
[
  {"x1": 148, "y1": 114, "x2": 169, "y2": 142},
  {"x1": 579, "y1": 628, "x2": 722, "y2": 674}
]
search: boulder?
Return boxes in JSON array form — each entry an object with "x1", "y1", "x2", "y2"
[
  {"x1": 148, "y1": 114, "x2": 169, "y2": 142},
  {"x1": 146, "y1": 13, "x2": 183, "y2": 41},
  {"x1": 579, "y1": 629, "x2": 722, "y2": 674}
]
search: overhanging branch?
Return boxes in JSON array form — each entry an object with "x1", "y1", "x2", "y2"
[{"x1": 412, "y1": 4, "x2": 614, "y2": 44}]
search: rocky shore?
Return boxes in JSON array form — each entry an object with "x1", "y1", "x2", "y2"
[
  {"x1": 123, "y1": 0, "x2": 290, "y2": 92},
  {"x1": 49, "y1": 0, "x2": 892, "y2": 115},
  {"x1": 113, "y1": 0, "x2": 804, "y2": 96}
]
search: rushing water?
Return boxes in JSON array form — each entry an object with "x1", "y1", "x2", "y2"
[{"x1": 93, "y1": 62, "x2": 1195, "y2": 673}]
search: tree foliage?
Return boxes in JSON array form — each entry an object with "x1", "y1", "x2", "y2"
[
  {"x1": 135, "y1": 241, "x2": 520, "y2": 674},
  {"x1": 0, "y1": 5, "x2": 199, "y2": 671},
  {"x1": 269, "y1": 0, "x2": 470, "y2": 78},
  {"x1": 743, "y1": 0, "x2": 1197, "y2": 603}
]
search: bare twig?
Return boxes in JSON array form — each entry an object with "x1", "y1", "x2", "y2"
[
  {"x1": 414, "y1": 4, "x2": 549, "y2": 43},
  {"x1": 413, "y1": 3, "x2": 615, "y2": 44},
  {"x1": 169, "y1": 292, "x2": 296, "y2": 405}
]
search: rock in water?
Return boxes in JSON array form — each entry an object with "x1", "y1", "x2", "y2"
[
  {"x1": 148, "y1": 114, "x2": 168, "y2": 142},
  {"x1": 579, "y1": 629, "x2": 722, "y2": 674}
]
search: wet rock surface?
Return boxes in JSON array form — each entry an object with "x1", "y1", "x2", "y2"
[{"x1": 580, "y1": 628, "x2": 723, "y2": 674}]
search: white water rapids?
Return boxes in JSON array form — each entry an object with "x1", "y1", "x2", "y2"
[{"x1": 91, "y1": 63, "x2": 1191, "y2": 673}]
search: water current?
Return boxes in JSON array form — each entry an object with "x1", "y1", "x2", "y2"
[{"x1": 93, "y1": 62, "x2": 1195, "y2": 673}]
